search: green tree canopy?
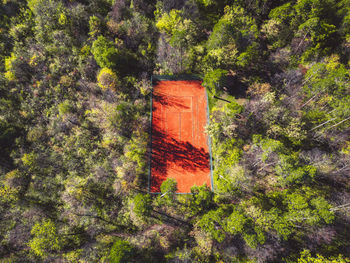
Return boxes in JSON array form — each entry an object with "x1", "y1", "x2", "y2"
[
  {"x1": 28, "y1": 219, "x2": 63, "y2": 258},
  {"x1": 91, "y1": 35, "x2": 119, "y2": 69},
  {"x1": 205, "y1": 5, "x2": 259, "y2": 69},
  {"x1": 110, "y1": 239, "x2": 134, "y2": 263},
  {"x1": 132, "y1": 193, "x2": 152, "y2": 218},
  {"x1": 202, "y1": 69, "x2": 228, "y2": 96}
]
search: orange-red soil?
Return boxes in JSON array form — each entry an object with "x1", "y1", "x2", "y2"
[{"x1": 150, "y1": 80, "x2": 211, "y2": 193}]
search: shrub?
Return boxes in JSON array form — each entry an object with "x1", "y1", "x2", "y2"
[
  {"x1": 97, "y1": 68, "x2": 119, "y2": 91},
  {"x1": 91, "y1": 36, "x2": 118, "y2": 69},
  {"x1": 133, "y1": 193, "x2": 152, "y2": 218},
  {"x1": 202, "y1": 69, "x2": 228, "y2": 96},
  {"x1": 58, "y1": 100, "x2": 73, "y2": 115},
  {"x1": 110, "y1": 239, "x2": 134, "y2": 263},
  {"x1": 28, "y1": 220, "x2": 62, "y2": 258}
]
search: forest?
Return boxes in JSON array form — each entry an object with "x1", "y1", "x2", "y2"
[{"x1": 0, "y1": 0, "x2": 349, "y2": 262}]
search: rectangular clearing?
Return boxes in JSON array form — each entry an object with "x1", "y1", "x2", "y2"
[{"x1": 150, "y1": 80, "x2": 212, "y2": 193}]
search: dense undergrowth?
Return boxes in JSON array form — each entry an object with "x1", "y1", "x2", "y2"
[{"x1": 0, "y1": 0, "x2": 349, "y2": 262}]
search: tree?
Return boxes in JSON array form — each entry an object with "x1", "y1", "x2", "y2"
[
  {"x1": 132, "y1": 193, "x2": 152, "y2": 219},
  {"x1": 291, "y1": 0, "x2": 340, "y2": 60},
  {"x1": 190, "y1": 185, "x2": 213, "y2": 213},
  {"x1": 89, "y1": 15, "x2": 102, "y2": 39},
  {"x1": 28, "y1": 219, "x2": 63, "y2": 258},
  {"x1": 274, "y1": 188, "x2": 334, "y2": 235},
  {"x1": 156, "y1": 9, "x2": 197, "y2": 48},
  {"x1": 160, "y1": 178, "x2": 177, "y2": 204},
  {"x1": 27, "y1": 0, "x2": 71, "y2": 44},
  {"x1": 210, "y1": 137, "x2": 244, "y2": 196},
  {"x1": 110, "y1": 239, "x2": 134, "y2": 263},
  {"x1": 196, "y1": 0, "x2": 214, "y2": 7},
  {"x1": 58, "y1": 100, "x2": 73, "y2": 115},
  {"x1": 297, "y1": 249, "x2": 350, "y2": 262},
  {"x1": 225, "y1": 207, "x2": 247, "y2": 235},
  {"x1": 160, "y1": 178, "x2": 177, "y2": 194},
  {"x1": 97, "y1": 68, "x2": 119, "y2": 91},
  {"x1": 275, "y1": 153, "x2": 317, "y2": 186},
  {"x1": 202, "y1": 69, "x2": 228, "y2": 96},
  {"x1": 1, "y1": 0, "x2": 349, "y2": 260},
  {"x1": 0, "y1": 184, "x2": 19, "y2": 208},
  {"x1": 91, "y1": 35, "x2": 119, "y2": 69},
  {"x1": 156, "y1": 9, "x2": 183, "y2": 36},
  {"x1": 302, "y1": 56, "x2": 350, "y2": 133},
  {"x1": 155, "y1": 9, "x2": 199, "y2": 73},
  {"x1": 198, "y1": 207, "x2": 227, "y2": 242},
  {"x1": 225, "y1": 206, "x2": 266, "y2": 248},
  {"x1": 262, "y1": 3, "x2": 295, "y2": 49},
  {"x1": 204, "y1": 5, "x2": 259, "y2": 70}
]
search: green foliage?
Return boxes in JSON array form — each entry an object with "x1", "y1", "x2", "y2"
[
  {"x1": 225, "y1": 208, "x2": 247, "y2": 235},
  {"x1": 169, "y1": 17, "x2": 198, "y2": 48},
  {"x1": 199, "y1": 205, "x2": 265, "y2": 248},
  {"x1": 21, "y1": 152, "x2": 36, "y2": 168},
  {"x1": 160, "y1": 178, "x2": 177, "y2": 194},
  {"x1": 0, "y1": 0, "x2": 349, "y2": 261},
  {"x1": 198, "y1": 207, "x2": 226, "y2": 242},
  {"x1": 156, "y1": 10, "x2": 183, "y2": 35},
  {"x1": 155, "y1": 8, "x2": 198, "y2": 73},
  {"x1": 340, "y1": 2, "x2": 350, "y2": 36},
  {"x1": 4, "y1": 53, "x2": 16, "y2": 81},
  {"x1": 91, "y1": 35, "x2": 118, "y2": 69},
  {"x1": 58, "y1": 100, "x2": 73, "y2": 115},
  {"x1": 298, "y1": 18, "x2": 337, "y2": 61},
  {"x1": 110, "y1": 239, "x2": 134, "y2": 263},
  {"x1": 58, "y1": 12, "x2": 67, "y2": 26},
  {"x1": 236, "y1": 42, "x2": 259, "y2": 68},
  {"x1": 27, "y1": 0, "x2": 43, "y2": 14},
  {"x1": 293, "y1": 0, "x2": 340, "y2": 61},
  {"x1": 196, "y1": 0, "x2": 214, "y2": 7},
  {"x1": 275, "y1": 153, "x2": 317, "y2": 186},
  {"x1": 254, "y1": 92, "x2": 308, "y2": 145},
  {"x1": 226, "y1": 208, "x2": 265, "y2": 248},
  {"x1": 269, "y1": 3, "x2": 294, "y2": 24},
  {"x1": 190, "y1": 185, "x2": 214, "y2": 212},
  {"x1": 302, "y1": 56, "x2": 350, "y2": 130},
  {"x1": 28, "y1": 220, "x2": 62, "y2": 258},
  {"x1": 97, "y1": 68, "x2": 119, "y2": 91},
  {"x1": 156, "y1": 9, "x2": 196, "y2": 47},
  {"x1": 0, "y1": 184, "x2": 19, "y2": 206},
  {"x1": 207, "y1": 100, "x2": 243, "y2": 141},
  {"x1": 263, "y1": 3, "x2": 294, "y2": 48},
  {"x1": 124, "y1": 134, "x2": 148, "y2": 180},
  {"x1": 265, "y1": 208, "x2": 294, "y2": 240},
  {"x1": 293, "y1": 0, "x2": 337, "y2": 24},
  {"x1": 214, "y1": 138, "x2": 241, "y2": 168},
  {"x1": 256, "y1": 137, "x2": 285, "y2": 162},
  {"x1": 310, "y1": 197, "x2": 335, "y2": 224},
  {"x1": 205, "y1": 5, "x2": 259, "y2": 70},
  {"x1": 157, "y1": 178, "x2": 178, "y2": 206},
  {"x1": 282, "y1": 188, "x2": 334, "y2": 230},
  {"x1": 297, "y1": 250, "x2": 350, "y2": 262},
  {"x1": 239, "y1": 187, "x2": 335, "y2": 242},
  {"x1": 89, "y1": 15, "x2": 102, "y2": 38},
  {"x1": 26, "y1": 0, "x2": 70, "y2": 43},
  {"x1": 202, "y1": 69, "x2": 228, "y2": 96},
  {"x1": 214, "y1": 148, "x2": 243, "y2": 194},
  {"x1": 206, "y1": 5, "x2": 258, "y2": 51},
  {"x1": 132, "y1": 193, "x2": 152, "y2": 218}
]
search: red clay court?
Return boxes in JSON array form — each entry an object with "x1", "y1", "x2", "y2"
[{"x1": 150, "y1": 80, "x2": 213, "y2": 193}]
